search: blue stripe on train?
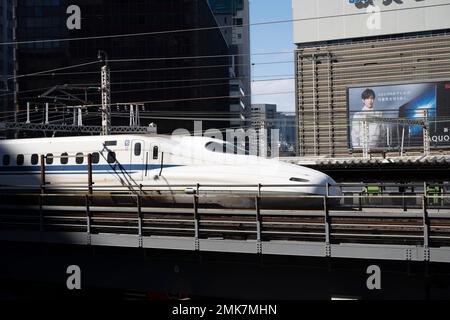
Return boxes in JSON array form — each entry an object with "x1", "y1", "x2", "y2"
[{"x1": 0, "y1": 164, "x2": 182, "y2": 175}]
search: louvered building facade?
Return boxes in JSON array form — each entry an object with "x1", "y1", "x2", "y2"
[{"x1": 293, "y1": 0, "x2": 450, "y2": 157}]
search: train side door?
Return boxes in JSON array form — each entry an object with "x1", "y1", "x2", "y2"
[{"x1": 130, "y1": 140, "x2": 144, "y2": 180}]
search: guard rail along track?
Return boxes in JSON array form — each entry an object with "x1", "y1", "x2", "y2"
[{"x1": 1, "y1": 182, "x2": 450, "y2": 263}]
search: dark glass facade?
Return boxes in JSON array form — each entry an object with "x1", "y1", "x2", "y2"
[
  {"x1": 208, "y1": 0, "x2": 243, "y2": 15},
  {"x1": 15, "y1": 0, "x2": 233, "y2": 133},
  {"x1": 0, "y1": 0, "x2": 13, "y2": 115},
  {"x1": 207, "y1": 0, "x2": 251, "y2": 127}
]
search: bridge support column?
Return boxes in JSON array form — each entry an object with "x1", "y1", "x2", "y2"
[
  {"x1": 423, "y1": 195, "x2": 430, "y2": 262},
  {"x1": 324, "y1": 196, "x2": 331, "y2": 257},
  {"x1": 193, "y1": 186, "x2": 200, "y2": 251}
]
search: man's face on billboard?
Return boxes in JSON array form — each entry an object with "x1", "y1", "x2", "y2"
[{"x1": 362, "y1": 96, "x2": 375, "y2": 109}]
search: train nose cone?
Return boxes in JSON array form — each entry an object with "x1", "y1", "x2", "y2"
[
  {"x1": 310, "y1": 173, "x2": 341, "y2": 197},
  {"x1": 326, "y1": 176, "x2": 342, "y2": 197}
]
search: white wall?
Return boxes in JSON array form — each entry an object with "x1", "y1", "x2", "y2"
[{"x1": 293, "y1": 0, "x2": 450, "y2": 44}]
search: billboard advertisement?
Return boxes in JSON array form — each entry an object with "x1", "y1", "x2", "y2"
[
  {"x1": 348, "y1": 82, "x2": 450, "y2": 150},
  {"x1": 293, "y1": 0, "x2": 450, "y2": 44}
]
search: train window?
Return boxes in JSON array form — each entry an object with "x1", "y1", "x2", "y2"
[
  {"x1": 290, "y1": 177, "x2": 310, "y2": 183},
  {"x1": 17, "y1": 154, "x2": 24, "y2": 166},
  {"x1": 92, "y1": 152, "x2": 100, "y2": 164},
  {"x1": 61, "y1": 153, "x2": 69, "y2": 165},
  {"x1": 134, "y1": 143, "x2": 142, "y2": 156},
  {"x1": 153, "y1": 146, "x2": 158, "y2": 160},
  {"x1": 3, "y1": 155, "x2": 10, "y2": 166},
  {"x1": 31, "y1": 154, "x2": 38, "y2": 165},
  {"x1": 206, "y1": 142, "x2": 222, "y2": 153},
  {"x1": 104, "y1": 141, "x2": 117, "y2": 147},
  {"x1": 107, "y1": 152, "x2": 116, "y2": 164},
  {"x1": 76, "y1": 153, "x2": 84, "y2": 164},
  {"x1": 205, "y1": 142, "x2": 246, "y2": 154},
  {"x1": 46, "y1": 154, "x2": 53, "y2": 165}
]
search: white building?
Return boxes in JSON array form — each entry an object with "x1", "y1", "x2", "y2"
[{"x1": 293, "y1": 0, "x2": 450, "y2": 157}]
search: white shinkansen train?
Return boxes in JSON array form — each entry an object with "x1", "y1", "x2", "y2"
[{"x1": 0, "y1": 135, "x2": 341, "y2": 208}]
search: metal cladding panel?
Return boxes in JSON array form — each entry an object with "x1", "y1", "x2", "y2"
[
  {"x1": 90, "y1": 234, "x2": 140, "y2": 248},
  {"x1": 199, "y1": 240, "x2": 258, "y2": 254},
  {"x1": 293, "y1": 0, "x2": 450, "y2": 44}
]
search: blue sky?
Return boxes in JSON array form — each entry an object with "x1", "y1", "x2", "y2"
[{"x1": 250, "y1": 0, "x2": 296, "y2": 113}]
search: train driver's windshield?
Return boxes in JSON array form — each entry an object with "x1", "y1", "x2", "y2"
[{"x1": 205, "y1": 141, "x2": 248, "y2": 155}]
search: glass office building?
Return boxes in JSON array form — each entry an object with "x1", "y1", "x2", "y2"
[
  {"x1": 14, "y1": 0, "x2": 240, "y2": 133},
  {"x1": 208, "y1": 0, "x2": 243, "y2": 15},
  {"x1": 208, "y1": 0, "x2": 251, "y2": 127},
  {"x1": 0, "y1": 0, "x2": 13, "y2": 115}
]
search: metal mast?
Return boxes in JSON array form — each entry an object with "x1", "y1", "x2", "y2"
[
  {"x1": 12, "y1": 0, "x2": 19, "y2": 137},
  {"x1": 423, "y1": 110, "x2": 430, "y2": 157},
  {"x1": 98, "y1": 50, "x2": 111, "y2": 136}
]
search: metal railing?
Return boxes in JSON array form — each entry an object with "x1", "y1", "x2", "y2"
[{"x1": 1, "y1": 189, "x2": 450, "y2": 250}]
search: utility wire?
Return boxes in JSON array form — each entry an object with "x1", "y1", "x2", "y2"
[
  {"x1": 12, "y1": 76, "x2": 295, "y2": 100},
  {"x1": 1, "y1": 75, "x2": 294, "y2": 98},
  {"x1": 19, "y1": 79, "x2": 292, "y2": 100},
  {"x1": 2, "y1": 76, "x2": 295, "y2": 97},
  {"x1": 19, "y1": 89, "x2": 295, "y2": 106},
  {"x1": 7, "y1": 61, "x2": 100, "y2": 81},
  {"x1": 19, "y1": 82, "x2": 235, "y2": 99},
  {"x1": 18, "y1": 60, "x2": 294, "y2": 77},
  {"x1": 107, "y1": 52, "x2": 294, "y2": 63},
  {"x1": 6, "y1": 110, "x2": 297, "y2": 118},
  {"x1": 0, "y1": 51, "x2": 294, "y2": 78},
  {"x1": 71, "y1": 90, "x2": 296, "y2": 108}
]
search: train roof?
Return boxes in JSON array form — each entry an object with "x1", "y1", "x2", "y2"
[
  {"x1": 0, "y1": 134, "x2": 175, "y2": 145},
  {"x1": 0, "y1": 134, "x2": 229, "y2": 146}
]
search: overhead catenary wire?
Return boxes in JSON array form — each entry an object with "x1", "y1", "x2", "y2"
[
  {"x1": 1, "y1": 3, "x2": 449, "y2": 47},
  {"x1": 58, "y1": 89, "x2": 297, "y2": 109},
  {"x1": 17, "y1": 80, "x2": 294, "y2": 101},
  {"x1": 17, "y1": 109, "x2": 443, "y2": 128},
  {"x1": 18, "y1": 89, "x2": 295, "y2": 105},
  {"x1": 1, "y1": 113, "x2": 271, "y2": 121},
  {"x1": 106, "y1": 52, "x2": 294, "y2": 64},
  {"x1": 7, "y1": 61, "x2": 100, "y2": 81},
  {"x1": 6, "y1": 106, "x2": 445, "y2": 129},
  {"x1": 6, "y1": 111, "x2": 297, "y2": 120},
  {"x1": 1, "y1": 75, "x2": 295, "y2": 98},
  {"x1": 19, "y1": 82, "x2": 237, "y2": 100},
  {"x1": 106, "y1": 113, "x2": 293, "y2": 123},
  {"x1": 5, "y1": 51, "x2": 293, "y2": 109},
  {"x1": 19, "y1": 60, "x2": 294, "y2": 78},
  {"x1": 0, "y1": 51, "x2": 294, "y2": 79}
]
